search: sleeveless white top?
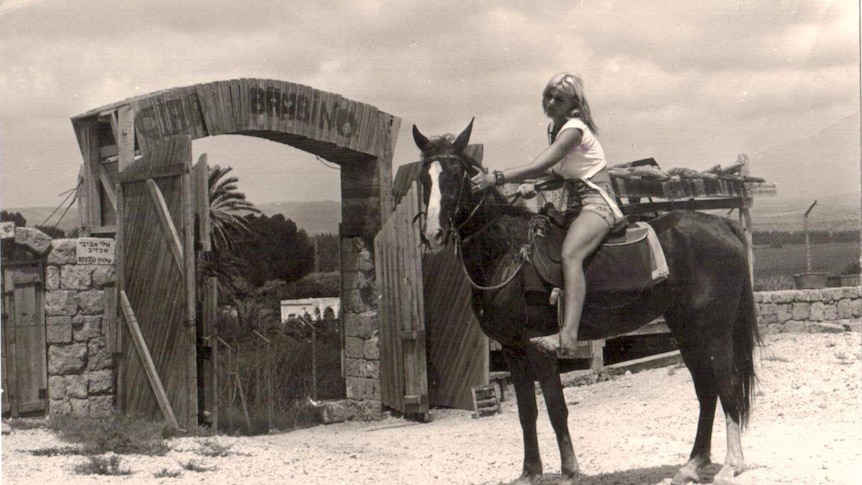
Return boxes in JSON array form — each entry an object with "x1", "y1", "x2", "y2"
[{"x1": 548, "y1": 118, "x2": 607, "y2": 180}]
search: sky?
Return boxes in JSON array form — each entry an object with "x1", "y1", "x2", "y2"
[{"x1": 0, "y1": 0, "x2": 859, "y2": 210}]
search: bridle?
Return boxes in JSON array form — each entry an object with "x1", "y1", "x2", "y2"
[{"x1": 418, "y1": 152, "x2": 525, "y2": 292}]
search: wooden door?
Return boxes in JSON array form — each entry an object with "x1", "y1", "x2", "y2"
[
  {"x1": 422, "y1": 247, "x2": 489, "y2": 410},
  {"x1": 374, "y1": 181, "x2": 429, "y2": 417},
  {"x1": 116, "y1": 136, "x2": 197, "y2": 429},
  {"x1": 1, "y1": 262, "x2": 48, "y2": 416}
]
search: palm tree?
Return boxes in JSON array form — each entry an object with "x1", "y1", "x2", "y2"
[
  {"x1": 208, "y1": 165, "x2": 260, "y2": 253},
  {"x1": 201, "y1": 165, "x2": 260, "y2": 298}
]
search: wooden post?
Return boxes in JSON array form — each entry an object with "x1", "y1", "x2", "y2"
[{"x1": 738, "y1": 154, "x2": 755, "y2": 283}]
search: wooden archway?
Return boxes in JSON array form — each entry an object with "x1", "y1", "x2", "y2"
[
  {"x1": 71, "y1": 80, "x2": 400, "y2": 425},
  {"x1": 71, "y1": 79, "x2": 399, "y2": 238}
]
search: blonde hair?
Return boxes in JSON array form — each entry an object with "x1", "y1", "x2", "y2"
[{"x1": 543, "y1": 72, "x2": 598, "y2": 134}]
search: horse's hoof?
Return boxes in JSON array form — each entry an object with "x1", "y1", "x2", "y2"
[
  {"x1": 712, "y1": 465, "x2": 741, "y2": 485},
  {"x1": 670, "y1": 468, "x2": 698, "y2": 485},
  {"x1": 511, "y1": 474, "x2": 539, "y2": 484}
]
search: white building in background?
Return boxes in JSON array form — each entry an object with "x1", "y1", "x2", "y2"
[{"x1": 280, "y1": 298, "x2": 341, "y2": 323}]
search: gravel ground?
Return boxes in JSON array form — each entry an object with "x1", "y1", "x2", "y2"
[{"x1": 3, "y1": 331, "x2": 860, "y2": 485}]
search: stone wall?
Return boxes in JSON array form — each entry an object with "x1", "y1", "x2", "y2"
[
  {"x1": 754, "y1": 286, "x2": 861, "y2": 334},
  {"x1": 4, "y1": 226, "x2": 117, "y2": 417},
  {"x1": 339, "y1": 236, "x2": 381, "y2": 415}
]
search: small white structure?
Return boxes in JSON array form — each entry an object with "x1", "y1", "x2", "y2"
[{"x1": 280, "y1": 297, "x2": 341, "y2": 323}]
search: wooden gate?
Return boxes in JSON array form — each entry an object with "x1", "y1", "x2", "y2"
[
  {"x1": 375, "y1": 181, "x2": 428, "y2": 417},
  {"x1": 1, "y1": 262, "x2": 48, "y2": 416},
  {"x1": 116, "y1": 136, "x2": 197, "y2": 429},
  {"x1": 375, "y1": 179, "x2": 489, "y2": 415}
]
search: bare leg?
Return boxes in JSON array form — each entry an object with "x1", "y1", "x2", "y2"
[{"x1": 531, "y1": 211, "x2": 610, "y2": 353}]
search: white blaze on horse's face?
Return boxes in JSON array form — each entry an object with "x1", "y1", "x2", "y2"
[{"x1": 424, "y1": 161, "x2": 447, "y2": 252}]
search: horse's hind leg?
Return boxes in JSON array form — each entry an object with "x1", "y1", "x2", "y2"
[
  {"x1": 671, "y1": 347, "x2": 718, "y2": 485},
  {"x1": 528, "y1": 347, "x2": 578, "y2": 481},
  {"x1": 503, "y1": 346, "x2": 543, "y2": 481},
  {"x1": 712, "y1": 342, "x2": 746, "y2": 484}
]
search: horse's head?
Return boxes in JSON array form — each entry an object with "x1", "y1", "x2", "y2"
[{"x1": 412, "y1": 119, "x2": 482, "y2": 252}]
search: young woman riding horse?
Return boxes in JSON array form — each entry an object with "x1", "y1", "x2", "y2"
[{"x1": 413, "y1": 116, "x2": 759, "y2": 484}]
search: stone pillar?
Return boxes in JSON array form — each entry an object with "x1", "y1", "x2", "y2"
[
  {"x1": 44, "y1": 238, "x2": 117, "y2": 416},
  {"x1": 340, "y1": 236, "x2": 381, "y2": 415}
]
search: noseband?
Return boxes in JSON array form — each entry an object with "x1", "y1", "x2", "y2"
[
  {"x1": 419, "y1": 153, "x2": 488, "y2": 246},
  {"x1": 419, "y1": 152, "x2": 524, "y2": 292}
]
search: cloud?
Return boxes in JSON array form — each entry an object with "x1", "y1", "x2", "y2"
[{"x1": 0, "y1": 0, "x2": 858, "y2": 208}]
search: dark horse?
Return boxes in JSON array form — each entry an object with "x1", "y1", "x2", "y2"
[{"x1": 412, "y1": 120, "x2": 760, "y2": 485}]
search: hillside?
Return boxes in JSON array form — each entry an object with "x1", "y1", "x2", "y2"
[
  {"x1": 752, "y1": 111, "x2": 860, "y2": 202},
  {"x1": 255, "y1": 200, "x2": 341, "y2": 235}
]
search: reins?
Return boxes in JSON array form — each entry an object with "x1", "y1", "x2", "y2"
[{"x1": 420, "y1": 152, "x2": 527, "y2": 292}]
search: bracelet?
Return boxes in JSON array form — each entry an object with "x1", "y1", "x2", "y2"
[{"x1": 493, "y1": 170, "x2": 505, "y2": 186}]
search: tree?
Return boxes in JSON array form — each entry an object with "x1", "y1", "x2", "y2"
[
  {"x1": 201, "y1": 165, "x2": 261, "y2": 296},
  {"x1": 208, "y1": 165, "x2": 260, "y2": 252},
  {"x1": 238, "y1": 213, "x2": 314, "y2": 286}
]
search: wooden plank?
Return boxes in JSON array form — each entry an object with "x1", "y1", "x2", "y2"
[
  {"x1": 81, "y1": 121, "x2": 103, "y2": 230},
  {"x1": 218, "y1": 81, "x2": 234, "y2": 134},
  {"x1": 386, "y1": 217, "x2": 403, "y2": 412},
  {"x1": 181, "y1": 167, "x2": 198, "y2": 429},
  {"x1": 146, "y1": 179, "x2": 185, "y2": 273},
  {"x1": 607, "y1": 350, "x2": 683, "y2": 374},
  {"x1": 620, "y1": 197, "x2": 750, "y2": 215},
  {"x1": 119, "y1": 290, "x2": 182, "y2": 430},
  {"x1": 203, "y1": 277, "x2": 218, "y2": 430},
  {"x1": 618, "y1": 319, "x2": 671, "y2": 337},
  {"x1": 130, "y1": 99, "x2": 151, "y2": 154},
  {"x1": 5, "y1": 288, "x2": 19, "y2": 416},
  {"x1": 239, "y1": 78, "x2": 251, "y2": 131},
  {"x1": 98, "y1": 163, "x2": 118, "y2": 211},
  {"x1": 2, "y1": 293, "x2": 10, "y2": 413},
  {"x1": 347, "y1": 103, "x2": 367, "y2": 152},
  {"x1": 193, "y1": 154, "x2": 212, "y2": 252},
  {"x1": 325, "y1": 93, "x2": 344, "y2": 145},
  {"x1": 117, "y1": 105, "x2": 136, "y2": 172},
  {"x1": 115, "y1": 181, "x2": 125, "y2": 410},
  {"x1": 408, "y1": 184, "x2": 428, "y2": 413},
  {"x1": 13, "y1": 283, "x2": 47, "y2": 414},
  {"x1": 100, "y1": 144, "x2": 119, "y2": 159},
  {"x1": 283, "y1": 82, "x2": 297, "y2": 135},
  {"x1": 116, "y1": 162, "x2": 189, "y2": 183},
  {"x1": 373, "y1": 230, "x2": 390, "y2": 407}
]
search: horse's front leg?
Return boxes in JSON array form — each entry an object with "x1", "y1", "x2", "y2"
[
  {"x1": 503, "y1": 346, "x2": 543, "y2": 481},
  {"x1": 528, "y1": 347, "x2": 579, "y2": 482}
]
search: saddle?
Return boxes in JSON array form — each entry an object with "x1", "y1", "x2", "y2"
[{"x1": 525, "y1": 207, "x2": 669, "y2": 295}]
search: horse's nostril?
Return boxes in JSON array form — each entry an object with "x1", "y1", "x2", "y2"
[{"x1": 433, "y1": 229, "x2": 445, "y2": 244}]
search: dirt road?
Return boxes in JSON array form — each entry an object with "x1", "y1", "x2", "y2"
[{"x1": 3, "y1": 331, "x2": 860, "y2": 484}]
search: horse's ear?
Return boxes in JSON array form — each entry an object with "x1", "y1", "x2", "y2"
[
  {"x1": 412, "y1": 125, "x2": 431, "y2": 152},
  {"x1": 453, "y1": 118, "x2": 474, "y2": 154}
]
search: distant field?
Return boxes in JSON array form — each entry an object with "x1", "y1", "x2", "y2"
[{"x1": 753, "y1": 241, "x2": 860, "y2": 290}]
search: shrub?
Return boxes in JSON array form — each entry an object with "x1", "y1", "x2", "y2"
[
  {"x1": 47, "y1": 414, "x2": 171, "y2": 456},
  {"x1": 74, "y1": 455, "x2": 132, "y2": 476}
]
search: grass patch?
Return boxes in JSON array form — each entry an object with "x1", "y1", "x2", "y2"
[
  {"x1": 5, "y1": 417, "x2": 50, "y2": 431},
  {"x1": 180, "y1": 459, "x2": 215, "y2": 472},
  {"x1": 74, "y1": 455, "x2": 132, "y2": 476},
  {"x1": 29, "y1": 445, "x2": 83, "y2": 456},
  {"x1": 196, "y1": 438, "x2": 232, "y2": 457},
  {"x1": 154, "y1": 467, "x2": 182, "y2": 478},
  {"x1": 47, "y1": 413, "x2": 171, "y2": 456}
]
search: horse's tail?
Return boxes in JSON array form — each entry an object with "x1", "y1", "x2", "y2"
[{"x1": 727, "y1": 220, "x2": 761, "y2": 428}]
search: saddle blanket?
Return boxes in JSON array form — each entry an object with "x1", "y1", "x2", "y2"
[{"x1": 526, "y1": 218, "x2": 669, "y2": 295}]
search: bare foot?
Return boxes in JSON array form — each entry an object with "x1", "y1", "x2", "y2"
[{"x1": 530, "y1": 335, "x2": 559, "y2": 353}]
